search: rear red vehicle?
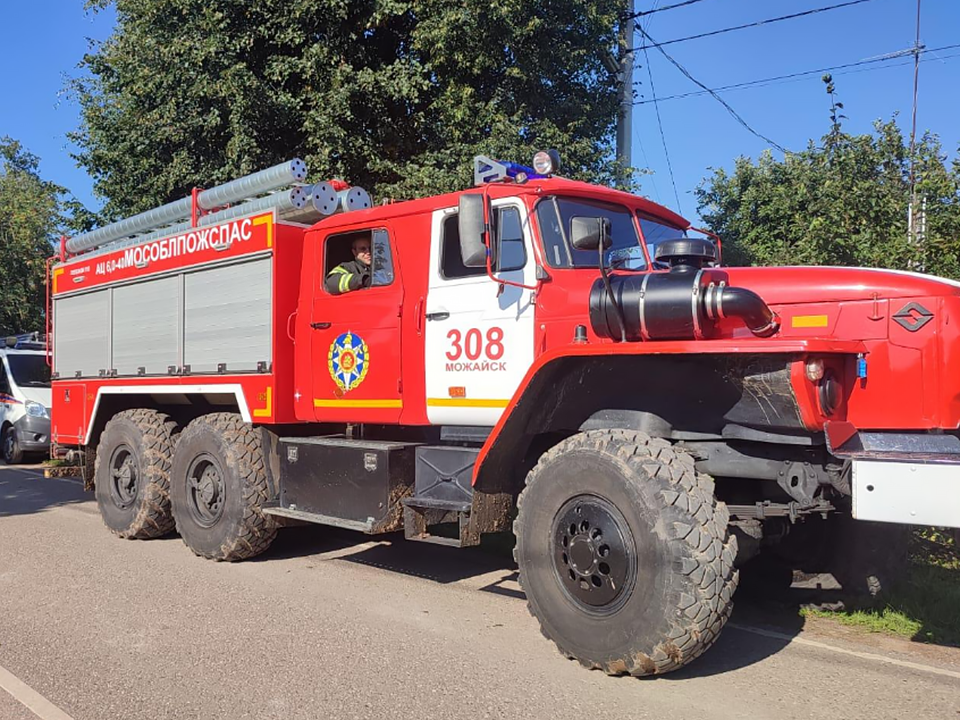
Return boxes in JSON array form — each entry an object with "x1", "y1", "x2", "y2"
[{"x1": 50, "y1": 154, "x2": 960, "y2": 676}]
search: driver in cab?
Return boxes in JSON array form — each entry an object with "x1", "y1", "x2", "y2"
[{"x1": 326, "y1": 237, "x2": 372, "y2": 295}]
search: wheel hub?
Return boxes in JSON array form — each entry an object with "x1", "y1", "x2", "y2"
[
  {"x1": 186, "y1": 454, "x2": 226, "y2": 527},
  {"x1": 553, "y1": 496, "x2": 635, "y2": 612},
  {"x1": 108, "y1": 445, "x2": 139, "y2": 509}
]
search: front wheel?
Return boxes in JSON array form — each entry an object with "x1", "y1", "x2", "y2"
[
  {"x1": 170, "y1": 413, "x2": 277, "y2": 561},
  {"x1": 2, "y1": 426, "x2": 24, "y2": 464},
  {"x1": 514, "y1": 429, "x2": 738, "y2": 676}
]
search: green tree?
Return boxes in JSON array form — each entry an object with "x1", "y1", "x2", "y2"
[
  {"x1": 71, "y1": 0, "x2": 626, "y2": 220},
  {"x1": 696, "y1": 78, "x2": 960, "y2": 278},
  {"x1": 0, "y1": 138, "x2": 66, "y2": 335}
]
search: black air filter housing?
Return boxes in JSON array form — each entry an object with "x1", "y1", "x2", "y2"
[
  {"x1": 655, "y1": 238, "x2": 717, "y2": 268},
  {"x1": 589, "y1": 267, "x2": 721, "y2": 341}
]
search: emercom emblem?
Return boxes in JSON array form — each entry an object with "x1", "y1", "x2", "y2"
[{"x1": 892, "y1": 302, "x2": 934, "y2": 333}]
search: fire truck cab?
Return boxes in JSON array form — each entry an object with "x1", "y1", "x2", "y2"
[{"x1": 50, "y1": 154, "x2": 960, "y2": 677}]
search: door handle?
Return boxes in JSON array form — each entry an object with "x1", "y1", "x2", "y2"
[
  {"x1": 310, "y1": 322, "x2": 331, "y2": 330},
  {"x1": 425, "y1": 312, "x2": 450, "y2": 322}
]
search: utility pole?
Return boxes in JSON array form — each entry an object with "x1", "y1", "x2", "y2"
[
  {"x1": 908, "y1": 0, "x2": 922, "y2": 256},
  {"x1": 616, "y1": 0, "x2": 635, "y2": 185}
]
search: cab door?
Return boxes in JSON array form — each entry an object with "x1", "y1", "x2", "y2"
[
  {"x1": 310, "y1": 227, "x2": 404, "y2": 423},
  {"x1": 424, "y1": 199, "x2": 536, "y2": 426}
]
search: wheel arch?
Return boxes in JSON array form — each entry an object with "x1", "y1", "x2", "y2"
[
  {"x1": 84, "y1": 387, "x2": 248, "y2": 448},
  {"x1": 472, "y1": 348, "x2": 819, "y2": 499}
]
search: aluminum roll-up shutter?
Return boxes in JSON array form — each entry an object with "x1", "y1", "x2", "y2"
[
  {"x1": 53, "y1": 290, "x2": 110, "y2": 378},
  {"x1": 112, "y1": 276, "x2": 180, "y2": 376},
  {"x1": 183, "y1": 257, "x2": 272, "y2": 373}
]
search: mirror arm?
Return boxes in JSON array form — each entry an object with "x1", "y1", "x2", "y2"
[{"x1": 481, "y1": 181, "x2": 539, "y2": 292}]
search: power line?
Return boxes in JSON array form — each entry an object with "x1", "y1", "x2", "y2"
[
  {"x1": 633, "y1": 0, "x2": 664, "y2": 204},
  {"x1": 626, "y1": 0, "x2": 712, "y2": 20},
  {"x1": 908, "y1": 0, "x2": 922, "y2": 253},
  {"x1": 631, "y1": 43, "x2": 960, "y2": 104},
  {"x1": 642, "y1": 45, "x2": 683, "y2": 212},
  {"x1": 631, "y1": 0, "x2": 877, "y2": 51},
  {"x1": 636, "y1": 24, "x2": 788, "y2": 153}
]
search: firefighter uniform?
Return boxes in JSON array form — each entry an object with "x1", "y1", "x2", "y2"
[{"x1": 325, "y1": 258, "x2": 371, "y2": 295}]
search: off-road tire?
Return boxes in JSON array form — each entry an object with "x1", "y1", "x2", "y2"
[
  {"x1": 170, "y1": 413, "x2": 277, "y2": 561},
  {"x1": 2, "y1": 425, "x2": 24, "y2": 465},
  {"x1": 81, "y1": 444, "x2": 96, "y2": 491},
  {"x1": 94, "y1": 409, "x2": 178, "y2": 539},
  {"x1": 514, "y1": 429, "x2": 738, "y2": 676}
]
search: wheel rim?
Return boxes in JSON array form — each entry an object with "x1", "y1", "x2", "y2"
[
  {"x1": 552, "y1": 495, "x2": 636, "y2": 614},
  {"x1": 185, "y1": 453, "x2": 226, "y2": 528},
  {"x1": 3, "y1": 431, "x2": 13, "y2": 460},
  {"x1": 108, "y1": 444, "x2": 139, "y2": 509}
]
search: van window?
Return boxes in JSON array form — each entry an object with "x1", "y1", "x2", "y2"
[{"x1": 7, "y1": 355, "x2": 50, "y2": 387}]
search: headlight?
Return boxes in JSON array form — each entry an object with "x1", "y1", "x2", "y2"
[{"x1": 25, "y1": 400, "x2": 48, "y2": 419}]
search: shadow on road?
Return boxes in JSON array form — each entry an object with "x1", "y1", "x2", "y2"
[
  {"x1": 260, "y1": 521, "x2": 819, "y2": 678},
  {"x1": 0, "y1": 466, "x2": 88, "y2": 517},
  {"x1": 262, "y1": 524, "x2": 517, "y2": 584}
]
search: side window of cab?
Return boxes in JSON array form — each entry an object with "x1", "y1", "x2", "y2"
[
  {"x1": 322, "y1": 228, "x2": 395, "y2": 294},
  {"x1": 439, "y1": 206, "x2": 528, "y2": 280}
]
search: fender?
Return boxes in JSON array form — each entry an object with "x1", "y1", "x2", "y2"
[
  {"x1": 81, "y1": 384, "x2": 252, "y2": 445},
  {"x1": 471, "y1": 337, "x2": 865, "y2": 489}
]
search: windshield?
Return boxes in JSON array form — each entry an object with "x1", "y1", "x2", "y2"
[
  {"x1": 7, "y1": 354, "x2": 51, "y2": 388},
  {"x1": 536, "y1": 197, "x2": 646, "y2": 270},
  {"x1": 638, "y1": 214, "x2": 689, "y2": 269}
]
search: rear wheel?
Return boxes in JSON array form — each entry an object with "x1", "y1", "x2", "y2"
[
  {"x1": 2, "y1": 426, "x2": 24, "y2": 464},
  {"x1": 94, "y1": 409, "x2": 178, "y2": 538},
  {"x1": 514, "y1": 429, "x2": 738, "y2": 676},
  {"x1": 170, "y1": 413, "x2": 277, "y2": 561}
]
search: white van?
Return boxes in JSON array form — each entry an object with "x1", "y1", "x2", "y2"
[{"x1": 0, "y1": 336, "x2": 52, "y2": 464}]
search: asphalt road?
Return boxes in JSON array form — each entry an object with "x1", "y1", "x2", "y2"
[{"x1": 1, "y1": 465, "x2": 959, "y2": 720}]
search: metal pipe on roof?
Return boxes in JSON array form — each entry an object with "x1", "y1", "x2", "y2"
[
  {"x1": 75, "y1": 187, "x2": 309, "y2": 257},
  {"x1": 65, "y1": 159, "x2": 308, "y2": 254}
]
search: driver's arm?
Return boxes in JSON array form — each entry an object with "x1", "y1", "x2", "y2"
[{"x1": 325, "y1": 265, "x2": 369, "y2": 295}]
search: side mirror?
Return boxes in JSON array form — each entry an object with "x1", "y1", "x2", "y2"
[
  {"x1": 570, "y1": 217, "x2": 612, "y2": 251},
  {"x1": 458, "y1": 195, "x2": 488, "y2": 268}
]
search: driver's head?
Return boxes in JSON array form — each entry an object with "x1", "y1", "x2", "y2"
[{"x1": 352, "y1": 237, "x2": 372, "y2": 266}]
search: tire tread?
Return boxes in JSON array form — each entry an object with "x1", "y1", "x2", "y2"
[
  {"x1": 173, "y1": 412, "x2": 277, "y2": 561},
  {"x1": 514, "y1": 428, "x2": 738, "y2": 677}
]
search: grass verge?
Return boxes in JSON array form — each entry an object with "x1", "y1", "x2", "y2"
[{"x1": 801, "y1": 528, "x2": 960, "y2": 646}]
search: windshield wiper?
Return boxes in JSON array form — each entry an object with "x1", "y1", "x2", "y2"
[{"x1": 607, "y1": 256, "x2": 644, "y2": 271}]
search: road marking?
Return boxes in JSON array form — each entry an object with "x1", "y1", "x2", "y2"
[
  {"x1": 729, "y1": 624, "x2": 960, "y2": 681},
  {"x1": 0, "y1": 663, "x2": 76, "y2": 720}
]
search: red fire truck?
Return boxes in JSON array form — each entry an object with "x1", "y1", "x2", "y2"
[{"x1": 49, "y1": 153, "x2": 960, "y2": 676}]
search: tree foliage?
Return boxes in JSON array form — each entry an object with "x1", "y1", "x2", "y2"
[
  {"x1": 0, "y1": 139, "x2": 65, "y2": 335},
  {"x1": 696, "y1": 78, "x2": 960, "y2": 278},
  {"x1": 71, "y1": 0, "x2": 625, "y2": 219}
]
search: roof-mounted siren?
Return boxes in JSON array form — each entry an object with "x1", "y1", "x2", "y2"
[{"x1": 473, "y1": 150, "x2": 561, "y2": 186}]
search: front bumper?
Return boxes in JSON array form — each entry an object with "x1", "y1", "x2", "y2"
[
  {"x1": 826, "y1": 423, "x2": 960, "y2": 528},
  {"x1": 853, "y1": 460, "x2": 960, "y2": 529},
  {"x1": 14, "y1": 414, "x2": 51, "y2": 453}
]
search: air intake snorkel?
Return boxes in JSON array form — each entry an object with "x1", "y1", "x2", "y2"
[{"x1": 588, "y1": 237, "x2": 779, "y2": 341}]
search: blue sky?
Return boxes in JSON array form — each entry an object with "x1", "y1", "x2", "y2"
[
  {"x1": 631, "y1": 0, "x2": 959, "y2": 219},
  {"x1": 0, "y1": 1, "x2": 956, "y2": 223}
]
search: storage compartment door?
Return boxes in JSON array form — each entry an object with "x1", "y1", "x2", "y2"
[
  {"x1": 53, "y1": 290, "x2": 110, "y2": 378},
  {"x1": 112, "y1": 276, "x2": 179, "y2": 376},
  {"x1": 183, "y1": 257, "x2": 272, "y2": 373}
]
